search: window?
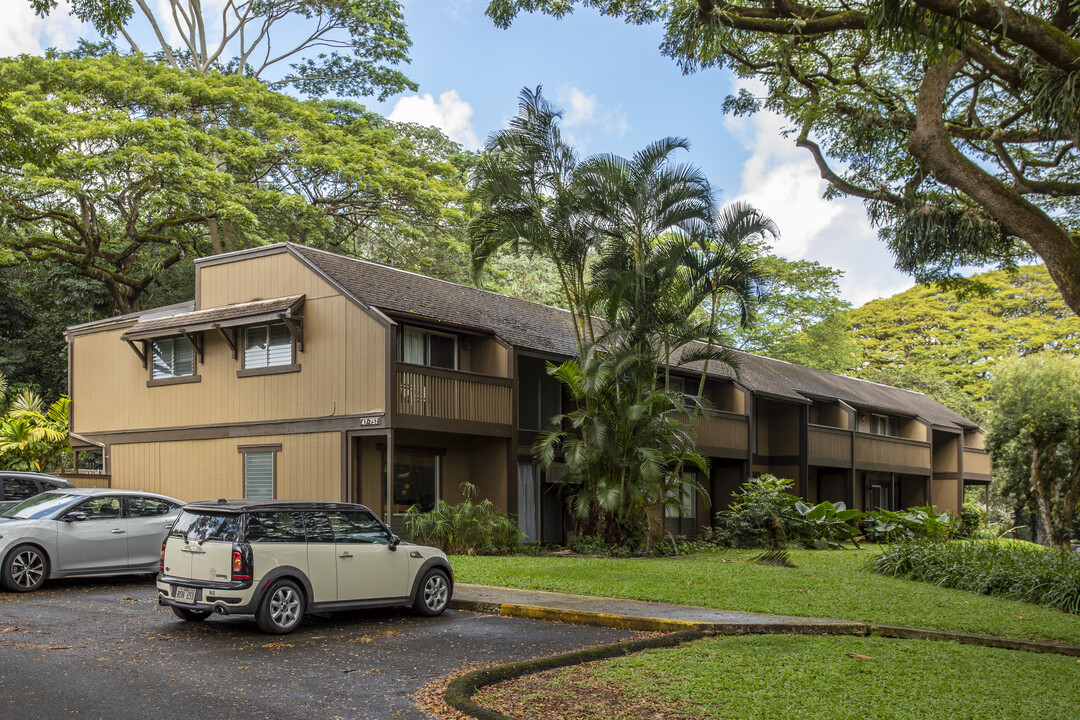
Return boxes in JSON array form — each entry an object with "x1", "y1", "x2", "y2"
[
  {"x1": 328, "y1": 510, "x2": 389, "y2": 544},
  {"x1": 169, "y1": 511, "x2": 240, "y2": 542},
  {"x1": 151, "y1": 337, "x2": 195, "y2": 379},
  {"x1": 664, "y1": 475, "x2": 697, "y2": 521},
  {"x1": 80, "y1": 496, "x2": 123, "y2": 520},
  {"x1": 245, "y1": 512, "x2": 306, "y2": 543},
  {"x1": 2, "y1": 476, "x2": 40, "y2": 502},
  {"x1": 870, "y1": 413, "x2": 899, "y2": 437},
  {"x1": 389, "y1": 450, "x2": 440, "y2": 532},
  {"x1": 127, "y1": 497, "x2": 178, "y2": 518},
  {"x1": 244, "y1": 323, "x2": 293, "y2": 369},
  {"x1": 243, "y1": 451, "x2": 275, "y2": 499},
  {"x1": 399, "y1": 326, "x2": 457, "y2": 370}
]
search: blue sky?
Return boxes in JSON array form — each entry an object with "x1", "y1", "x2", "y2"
[{"x1": 2, "y1": 0, "x2": 920, "y2": 307}]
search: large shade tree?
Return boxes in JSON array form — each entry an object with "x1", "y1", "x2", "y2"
[
  {"x1": 485, "y1": 1, "x2": 1080, "y2": 319},
  {"x1": 29, "y1": 0, "x2": 414, "y2": 99},
  {"x1": 988, "y1": 353, "x2": 1080, "y2": 549},
  {"x1": 0, "y1": 55, "x2": 467, "y2": 313}
]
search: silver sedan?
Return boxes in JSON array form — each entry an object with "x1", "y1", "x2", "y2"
[{"x1": 0, "y1": 488, "x2": 183, "y2": 592}]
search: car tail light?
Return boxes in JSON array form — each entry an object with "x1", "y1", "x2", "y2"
[
  {"x1": 160, "y1": 540, "x2": 166, "y2": 573},
  {"x1": 231, "y1": 545, "x2": 251, "y2": 581}
]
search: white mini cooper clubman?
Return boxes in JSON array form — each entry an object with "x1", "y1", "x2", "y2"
[{"x1": 157, "y1": 499, "x2": 453, "y2": 634}]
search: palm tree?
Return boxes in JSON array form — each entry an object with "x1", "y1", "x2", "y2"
[
  {"x1": 0, "y1": 388, "x2": 71, "y2": 472},
  {"x1": 469, "y1": 86, "x2": 598, "y2": 352}
]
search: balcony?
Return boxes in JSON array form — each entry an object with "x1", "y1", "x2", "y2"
[
  {"x1": 854, "y1": 432, "x2": 931, "y2": 473},
  {"x1": 395, "y1": 365, "x2": 513, "y2": 434},
  {"x1": 808, "y1": 425, "x2": 852, "y2": 466},
  {"x1": 963, "y1": 448, "x2": 992, "y2": 478},
  {"x1": 681, "y1": 411, "x2": 749, "y2": 458}
]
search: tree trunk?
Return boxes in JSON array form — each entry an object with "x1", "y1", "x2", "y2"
[{"x1": 909, "y1": 56, "x2": 1080, "y2": 319}]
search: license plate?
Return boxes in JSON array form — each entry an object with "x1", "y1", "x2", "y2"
[{"x1": 174, "y1": 586, "x2": 196, "y2": 604}]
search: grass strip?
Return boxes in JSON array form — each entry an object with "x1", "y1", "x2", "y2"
[
  {"x1": 452, "y1": 548, "x2": 1080, "y2": 643},
  {"x1": 475, "y1": 634, "x2": 1080, "y2": 720}
]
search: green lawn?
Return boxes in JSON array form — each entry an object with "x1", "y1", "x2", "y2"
[
  {"x1": 452, "y1": 548, "x2": 1080, "y2": 643},
  {"x1": 476, "y1": 635, "x2": 1080, "y2": 720}
]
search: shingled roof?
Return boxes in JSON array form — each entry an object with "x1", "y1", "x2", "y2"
[{"x1": 288, "y1": 245, "x2": 977, "y2": 431}]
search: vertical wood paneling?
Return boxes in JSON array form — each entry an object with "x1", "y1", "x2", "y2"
[
  {"x1": 395, "y1": 368, "x2": 512, "y2": 424},
  {"x1": 109, "y1": 433, "x2": 341, "y2": 503},
  {"x1": 854, "y1": 435, "x2": 931, "y2": 469},
  {"x1": 962, "y1": 449, "x2": 992, "y2": 476},
  {"x1": 72, "y1": 251, "x2": 387, "y2": 435},
  {"x1": 808, "y1": 426, "x2": 852, "y2": 461}
]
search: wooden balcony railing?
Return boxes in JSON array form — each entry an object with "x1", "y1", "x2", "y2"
[
  {"x1": 677, "y1": 411, "x2": 749, "y2": 453},
  {"x1": 854, "y1": 433, "x2": 931, "y2": 470},
  {"x1": 395, "y1": 365, "x2": 512, "y2": 426},
  {"x1": 808, "y1": 425, "x2": 852, "y2": 464},
  {"x1": 963, "y1": 448, "x2": 992, "y2": 477}
]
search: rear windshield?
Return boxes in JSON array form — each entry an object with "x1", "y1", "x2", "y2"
[{"x1": 170, "y1": 510, "x2": 240, "y2": 543}]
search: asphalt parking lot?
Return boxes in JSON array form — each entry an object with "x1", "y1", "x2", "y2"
[{"x1": 0, "y1": 577, "x2": 641, "y2": 719}]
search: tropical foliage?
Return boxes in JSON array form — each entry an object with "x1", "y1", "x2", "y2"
[
  {"x1": 848, "y1": 265, "x2": 1080, "y2": 405},
  {"x1": 471, "y1": 88, "x2": 775, "y2": 550},
  {"x1": 485, "y1": 1, "x2": 1080, "y2": 320},
  {"x1": 873, "y1": 539, "x2": 1080, "y2": 614},
  {"x1": 863, "y1": 507, "x2": 959, "y2": 542},
  {"x1": 0, "y1": 55, "x2": 469, "y2": 313},
  {"x1": 33, "y1": 0, "x2": 414, "y2": 100},
  {"x1": 0, "y1": 373, "x2": 71, "y2": 472},
  {"x1": 403, "y1": 482, "x2": 525, "y2": 555},
  {"x1": 987, "y1": 353, "x2": 1080, "y2": 549}
]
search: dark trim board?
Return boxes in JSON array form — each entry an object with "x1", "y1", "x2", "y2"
[
  {"x1": 699, "y1": 446, "x2": 750, "y2": 461},
  {"x1": 393, "y1": 414, "x2": 514, "y2": 438},
  {"x1": 808, "y1": 456, "x2": 853, "y2": 469},
  {"x1": 79, "y1": 413, "x2": 387, "y2": 445},
  {"x1": 855, "y1": 461, "x2": 931, "y2": 476}
]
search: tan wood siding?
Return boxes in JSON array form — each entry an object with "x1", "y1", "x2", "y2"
[
  {"x1": 808, "y1": 426, "x2": 852, "y2": 462},
  {"x1": 933, "y1": 435, "x2": 960, "y2": 473},
  {"x1": 395, "y1": 366, "x2": 512, "y2": 425},
  {"x1": 467, "y1": 337, "x2": 511, "y2": 377},
  {"x1": 71, "y1": 256, "x2": 385, "y2": 435},
  {"x1": 686, "y1": 413, "x2": 748, "y2": 451},
  {"x1": 963, "y1": 448, "x2": 992, "y2": 476},
  {"x1": 109, "y1": 433, "x2": 341, "y2": 503},
  {"x1": 933, "y1": 477, "x2": 961, "y2": 514},
  {"x1": 855, "y1": 434, "x2": 931, "y2": 470}
]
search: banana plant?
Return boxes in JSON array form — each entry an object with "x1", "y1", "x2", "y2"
[{"x1": 792, "y1": 500, "x2": 865, "y2": 550}]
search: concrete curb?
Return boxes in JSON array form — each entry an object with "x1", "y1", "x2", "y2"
[{"x1": 448, "y1": 596, "x2": 1080, "y2": 656}]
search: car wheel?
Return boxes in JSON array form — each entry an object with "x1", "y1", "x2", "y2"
[
  {"x1": 2, "y1": 544, "x2": 49, "y2": 593},
  {"x1": 170, "y1": 606, "x2": 212, "y2": 622},
  {"x1": 255, "y1": 579, "x2": 305, "y2": 634},
  {"x1": 413, "y1": 568, "x2": 450, "y2": 616}
]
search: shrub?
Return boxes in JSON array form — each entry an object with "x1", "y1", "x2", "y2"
[
  {"x1": 403, "y1": 482, "x2": 525, "y2": 555},
  {"x1": 705, "y1": 475, "x2": 800, "y2": 549},
  {"x1": 791, "y1": 500, "x2": 864, "y2": 550},
  {"x1": 959, "y1": 503, "x2": 982, "y2": 538},
  {"x1": 864, "y1": 507, "x2": 959, "y2": 542},
  {"x1": 873, "y1": 539, "x2": 1080, "y2": 614}
]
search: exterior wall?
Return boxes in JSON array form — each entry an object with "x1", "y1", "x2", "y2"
[
  {"x1": 463, "y1": 337, "x2": 511, "y2": 377},
  {"x1": 70, "y1": 251, "x2": 386, "y2": 436},
  {"x1": 109, "y1": 432, "x2": 342, "y2": 503},
  {"x1": 933, "y1": 478, "x2": 962, "y2": 514},
  {"x1": 933, "y1": 435, "x2": 960, "y2": 473},
  {"x1": 899, "y1": 418, "x2": 929, "y2": 442}
]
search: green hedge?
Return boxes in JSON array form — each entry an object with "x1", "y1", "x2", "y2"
[{"x1": 873, "y1": 539, "x2": 1080, "y2": 614}]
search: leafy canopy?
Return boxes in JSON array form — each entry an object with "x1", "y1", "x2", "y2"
[
  {"x1": 32, "y1": 0, "x2": 414, "y2": 99},
  {"x1": 0, "y1": 55, "x2": 467, "y2": 313},
  {"x1": 484, "y1": 0, "x2": 1080, "y2": 320}
]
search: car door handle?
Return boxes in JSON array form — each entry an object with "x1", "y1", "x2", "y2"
[
  {"x1": 180, "y1": 547, "x2": 206, "y2": 554},
  {"x1": 338, "y1": 552, "x2": 353, "y2": 559},
  {"x1": 110, "y1": 529, "x2": 126, "y2": 535}
]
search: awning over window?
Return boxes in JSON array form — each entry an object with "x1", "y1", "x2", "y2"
[{"x1": 121, "y1": 295, "x2": 305, "y2": 341}]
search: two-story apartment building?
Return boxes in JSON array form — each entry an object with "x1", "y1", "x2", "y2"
[{"x1": 66, "y1": 243, "x2": 991, "y2": 541}]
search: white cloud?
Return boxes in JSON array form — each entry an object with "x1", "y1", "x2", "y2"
[
  {"x1": 0, "y1": 0, "x2": 84, "y2": 56},
  {"x1": 555, "y1": 85, "x2": 629, "y2": 149},
  {"x1": 725, "y1": 84, "x2": 913, "y2": 308},
  {"x1": 388, "y1": 90, "x2": 480, "y2": 150}
]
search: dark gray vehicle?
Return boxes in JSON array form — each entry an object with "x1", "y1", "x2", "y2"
[
  {"x1": 0, "y1": 488, "x2": 183, "y2": 592},
  {"x1": 0, "y1": 472, "x2": 74, "y2": 512}
]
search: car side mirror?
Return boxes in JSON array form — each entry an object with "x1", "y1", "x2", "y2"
[
  {"x1": 64, "y1": 511, "x2": 87, "y2": 523},
  {"x1": 388, "y1": 533, "x2": 400, "y2": 550}
]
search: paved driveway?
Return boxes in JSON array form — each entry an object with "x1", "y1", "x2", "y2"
[{"x1": 0, "y1": 577, "x2": 640, "y2": 719}]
